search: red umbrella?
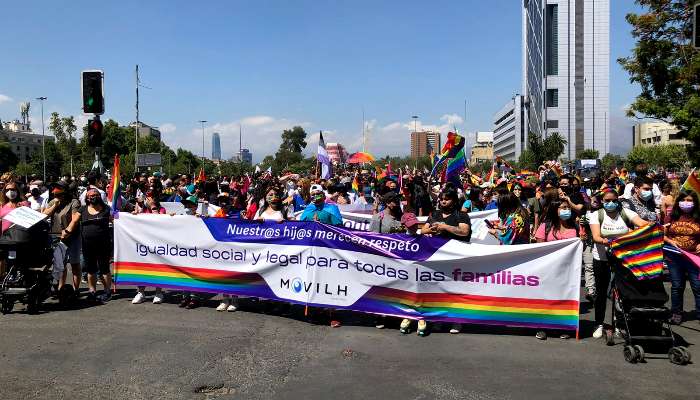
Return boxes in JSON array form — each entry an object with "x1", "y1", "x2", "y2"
[{"x1": 347, "y1": 152, "x2": 375, "y2": 164}]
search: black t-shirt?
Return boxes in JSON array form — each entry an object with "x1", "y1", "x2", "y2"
[
  {"x1": 426, "y1": 210, "x2": 471, "y2": 242},
  {"x1": 80, "y1": 205, "x2": 111, "y2": 242}
]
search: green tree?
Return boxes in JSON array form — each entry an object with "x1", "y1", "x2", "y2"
[
  {"x1": 619, "y1": 1, "x2": 700, "y2": 164},
  {"x1": 526, "y1": 132, "x2": 567, "y2": 166},
  {"x1": 279, "y1": 126, "x2": 307, "y2": 153},
  {"x1": 30, "y1": 140, "x2": 63, "y2": 179},
  {"x1": 601, "y1": 153, "x2": 625, "y2": 173},
  {"x1": 517, "y1": 149, "x2": 538, "y2": 171},
  {"x1": 625, "y1": 144, "x2": 688, "y2": 170},
  {"x1": 13, "y1": 162, "x2": 34, "y2": 178},
  {"x1": 578, "y1": 148, "x2": 600, "y2": 159},
  {"x1": 0, "y1": 141, "x2": 19, "y2": 172}
]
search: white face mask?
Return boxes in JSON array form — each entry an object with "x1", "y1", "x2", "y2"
[{"x1": 5, "y1": 190, "x2": 17, "y2": 200}]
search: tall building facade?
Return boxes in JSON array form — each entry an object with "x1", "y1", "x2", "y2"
[
  {"x1": 211, "y1": 132, "x2": 221, "y2": 160},
  {"x1": 410, "y1": 130, "x2": 441, "y2": 158},
  {"x1": 469, "y1": 132, "x2": 494, "y2": 165},
  {"x1": 493, "y1": 95, "x2": 528, "y2": 161},
  {"x1": 522, "y1": 0, "x2": 610, "y2": 158},
  {"x1": 232, "y1": 148, "x2": 252, "y2": 164},
  {"x1": 1, "y1": 120, "x2": 55, "y2": 163},
  {"x1": 128, "y1": 122, "x2": 161, "y2": 142}
]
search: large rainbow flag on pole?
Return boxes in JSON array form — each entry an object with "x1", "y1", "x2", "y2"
[
  {"x1": 682, "y1": 168, "x2": 700, "y2": 195},
  {"x1": 610, "y1": 223, "x2": 664, "y2": 280},
  {"x1": 108, "y1": 154, "x2": 121, "y2": 214},
  {"x1": 430, "y1": 132, "x2": 465, "y2": 178}
]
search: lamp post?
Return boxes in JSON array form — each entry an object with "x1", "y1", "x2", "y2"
[
  {"x1": 198, "y1": 120, "x2": 207, "y2": 171},
  {"x1": 36, "y1": 97, "x2": 47, "y2": 181}
]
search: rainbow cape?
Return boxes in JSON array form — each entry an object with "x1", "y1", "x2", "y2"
[{"x1": 610, "y1": 223, "x2": 664, "y2": 280}]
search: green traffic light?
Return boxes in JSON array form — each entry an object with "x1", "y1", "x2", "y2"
[{"x1": 87, "y1": 97, "x2": 94, "y2": 107}]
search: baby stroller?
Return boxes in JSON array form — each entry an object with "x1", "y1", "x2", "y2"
[
  {"x1": 603, "y1": 257, "x2": 691, "y2": 365},
  {"x1": 0, "y1": 220, "x2": 54, "y2": 314}
]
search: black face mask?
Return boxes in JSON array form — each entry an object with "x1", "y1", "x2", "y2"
[
  {"x1": 87, "y1": 197, "x2": 100, "y2": 205},
  {"x1": 31, "y1": 189, "x2": 40, "y2": 198}
]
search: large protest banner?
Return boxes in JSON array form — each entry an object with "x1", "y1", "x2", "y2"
[{"x1": 114, "y1": 214, "x2": 582, "y2": 331}]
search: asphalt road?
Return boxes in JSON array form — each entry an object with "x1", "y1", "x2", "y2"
[{"x1": 0, "y1": 285, "x2": 699, "y2": 400}]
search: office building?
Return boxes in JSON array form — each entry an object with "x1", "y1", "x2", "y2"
[
  {"x1": 232, "y1": 148, "x2": 252, "y2": 164},
  {"x1": 469, "y1": 132, "x2": 494, "y2": 165},
  {"x1": 1, "y1": 119, "x2": 55, "y2": 163},
  {"x1": 632, "y1": 122, "x2": 689, "y2": 147},
  {"x1": 522, "y1": 0, "x2": 610, "y2": 158},
  {"x1": 410, "y1": 130, "x2": 441, "y2": 158},
  {"x1": 211, "y1": 132, "x2": 222, "y2": 160},
  {"x1": 493, "y1": 95, "x2": 528, "y2": 161},
  {"x1": 128, "y1": 122, "x2": 161, "y2": 142},
  {"x1": 326, "y1": 142, "x2": 348, "y2": 164}
]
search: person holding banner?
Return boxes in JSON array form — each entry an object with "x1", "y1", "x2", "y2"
[
  {"x1": 533, "y1": 198, "x2": 579, "y2": 340},
  {"x1": 588, "y1": 188, "x2": 648, "y2": 338},
  {"x1": 664, "y1": 191, "x2": 700, "y2": 325},
  {"x1": 414, "y1": 187, "x2": 471, "y2": 336},
  {"x1": 254, "y1": 187, "x2": 294, "y2": 221},
  {"x1": 80, "y1": 188, "x2": 113, "y2": 303}
]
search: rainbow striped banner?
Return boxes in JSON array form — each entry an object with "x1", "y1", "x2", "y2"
[
  {"x1": 114, "y1": 215, "x2": 582, "y2": 331},
  {"x1": 610, "y1": 223, "x2": 664, "y2": 280}
]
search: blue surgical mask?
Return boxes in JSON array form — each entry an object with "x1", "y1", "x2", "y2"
[
  {"x1": 559, "y1": 209, "x2": 572, "y2": 220},
  {"x1": 603, "y1": 201, "x2": 618, "y2": 212},
  {"x1": 640, "y1": 190, "x2": 653, "y2": 201}
]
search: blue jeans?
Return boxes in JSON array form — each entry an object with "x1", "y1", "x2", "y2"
[{"x1": 668, "y1": 258, "x2": 700, "y2": 318}]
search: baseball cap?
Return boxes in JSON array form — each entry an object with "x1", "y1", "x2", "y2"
[
  {"x1": 310, "y1": 184, "x2": 324, "y2": 194},
  {"x1": 400, "y1": 213, "x2": 420, "y2": 229}
]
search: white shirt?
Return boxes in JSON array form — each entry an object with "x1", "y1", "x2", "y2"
[
  {"x1": 622, "y1": 182, "x2": 661, "y2": 207},
  {"x1": 588, "y1": 209, "x2": 639, "y2": 261}
]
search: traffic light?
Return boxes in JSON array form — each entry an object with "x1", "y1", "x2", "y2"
[
  {"x1": 87, "y1": 118, "x2": 103, "y2": 148},
  {"x1": 81, "y1": 70, "x2": 104, "y2": 114}
]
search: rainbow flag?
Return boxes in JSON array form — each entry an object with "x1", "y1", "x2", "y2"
[
  {"x1": 431, "y1": 132, "x2": 465, "y2": 177},
  {"x1": 445, "y1": 146, "x2": 466, "y2": 184},
  {"x1": 375, "y1": 164, "x2": 386, "y2": 180},
  {"x1": 356, "y1": 287, "x2": 580, "y2": 331},
  {"x1": 682, "y1": 169, "x2": 700, "y2": 195},
  {"x1": 196, "y1": 167, "x2": 206, "y2": 183},
  {"x1": 610, "y1": 224, "x2": 664, "y2": 280},
  {"x1": 351, "y1": 174, "x2": 360, "y2": 192},
  {"x1": 109, "y1": 154, "x2": 120, "y2": 214}
]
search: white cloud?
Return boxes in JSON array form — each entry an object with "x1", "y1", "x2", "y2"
[
  {"x1": 167, "y1": 115, "x2": 312, "y2": 162},
  {"x1": 159, "y1": 123, "x2": 176, "y2": 134},
  {"x1": 440, "y1": 113, "x2": 464, "y2": 126},
  {"x1": 0, "y1": 94, "x2": 12, "y2": 104}
]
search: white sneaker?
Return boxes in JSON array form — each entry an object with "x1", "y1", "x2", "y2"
[
  {"x1": 449, "y1": 323, "x2": 461, "y2": 334},
  {"x1": 226, "y1": 303, "x2": 237, "y2": 312},
  {"x1": 152, "y1": 293, "x2": 164, "y2": 304},
  {"x1": 132, "y1": 292, "x2": 145, "y2": 304},
  {"x1": 216, "y1": 301, "x2": 228, "y2": 311},
  {"x1": 592, "y1": 324, "x2": 604, "y2": 339}
]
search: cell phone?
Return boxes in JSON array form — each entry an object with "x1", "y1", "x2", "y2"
[{"x1": 485, "y1": 219, "x2": 495, "y2": 229}]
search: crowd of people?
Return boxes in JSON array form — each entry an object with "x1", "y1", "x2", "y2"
[{"x1": 0, "y1": 161, "x2": 699, "y2": 339}]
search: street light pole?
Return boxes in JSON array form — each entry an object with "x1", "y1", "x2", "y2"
[
  {"x1": 36, "y1": 96, "x2": 47, "y2": 181},
  {"x1": 198, "y1": 120, "x2": 207, "y2": 171}
]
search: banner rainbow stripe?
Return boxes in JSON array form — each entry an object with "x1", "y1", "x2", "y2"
[
  {"x1": 115, "y1": 262, "x2": 579, "y2": 331},
  {"x1": 610, "y1": 223, "x2": 664, "y2": 280},
  {"x1": 114, "y1": 262, "x2": 273, "y2": 298}
]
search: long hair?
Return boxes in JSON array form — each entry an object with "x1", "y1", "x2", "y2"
[
  {"x1": 259, "y1": 186, "x2": 286, "y2": 217},
  {"x1": 497, "y1": 191, "x2": 528, "y2": 221},
  {"x1": 541, "y1": 199, "x2": 575, "y2": 240},
  {"x1": 670, "y1": 191, "x2": 700, "y2": 222}
]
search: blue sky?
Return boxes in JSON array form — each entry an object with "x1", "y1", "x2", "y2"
[{"x1": 0, "y1": 0, "x2": 642, "y2": 162}]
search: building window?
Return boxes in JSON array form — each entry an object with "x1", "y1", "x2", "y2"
[
  {"x1": 546, "y1": 120, "x2": 559, "y2": 129},
  {"x1": 545, "y1": 4, "x2": 558, "y2": 75},
  {"x1": 546, "y1": 89, "x2": 558, "y2": 107}
]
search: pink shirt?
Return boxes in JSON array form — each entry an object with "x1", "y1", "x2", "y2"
[
  {"x1": 0, "y1": 201, "x2": 30, "y2": 233},
  {"x1": 535, "y1": 223, "x2": 578, "y2": 242}
]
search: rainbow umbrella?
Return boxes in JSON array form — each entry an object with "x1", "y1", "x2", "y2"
[{"x1": 347, "y1": 152, "x2": 375, "y2": 164}]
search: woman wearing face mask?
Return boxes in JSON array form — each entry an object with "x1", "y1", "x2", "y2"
[
  {"x1": 255, "y1": 187, "x2": 293, "y2": 222},
  {"x1": 664, "y1": 191, "x2": 700, "y2": 325},
  {"x1": 80, "y1": 188, "x2": 113, "y2": 303},
  {"x1": 588, "y1": 188, "x2": 648, "y2": 339},
  {"x1": 533, "y1": 199, "x2": 578, "y2": 340},
  {"x1": 0, "y1": 182, "x2": 30, "y2": 233}
]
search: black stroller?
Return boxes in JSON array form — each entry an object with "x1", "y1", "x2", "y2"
[
  {"x1": 0, "y1": 220, "x2": 54, "y2": 314},
  {"x1": 603, "y1": 258, "x2": 691, "y2": 365}
]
